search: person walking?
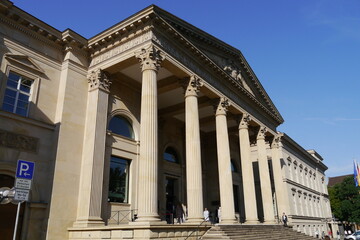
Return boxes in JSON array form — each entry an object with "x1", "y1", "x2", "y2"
[
  {"x1": 282, "y1": 212, "x2": 288, "y2": 227},
  {"x1": 203, "y1": 208, "x2": 209, "y2": 222},
  {"x1": 336, "y1": 230, "x2": 340, "y2": 240}
]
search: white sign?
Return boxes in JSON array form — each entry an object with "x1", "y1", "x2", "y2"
[
  {"x1": 14, "y1": 189, "x2": 29, "y2": 201},
  {"x1": 15, "y1": 178, "x2": 32, "y2": 190}
]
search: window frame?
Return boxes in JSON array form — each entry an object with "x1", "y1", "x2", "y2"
[
  {"x1": 108, "y1": 115, "x2": 135, "y2": 140},
  {"x1": 0, "y1": 65, "x2": 40, "y2": 117},
  {"x1": 108, "y1": 155, "x2": 131, "y2": 204}
]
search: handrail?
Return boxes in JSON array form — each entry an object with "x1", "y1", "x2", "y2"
[{"x1": 184, "y1": 220, "x2": 211, "y2": 240}]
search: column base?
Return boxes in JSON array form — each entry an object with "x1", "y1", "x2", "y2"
[
  {"x1": 219, "y1": 219, "x2": 238, "y2": 224},
  {"x1": 135, "y1": 214, "x2": 162, "y2": 223},
  {"x1": 186, "y1": 218, "x2": 205, "y2": 224},
  {"x1": 244, "y1": 219, "x2": 260, "y2": 224},
  {"x1": 263, "y1": 220, "x2": 277, "y2": 225},
  {"x1": 73, "y1": 217, "x2": 105, "y2": 227}
]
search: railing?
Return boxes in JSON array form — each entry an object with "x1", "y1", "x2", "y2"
[
  {"x1": 108, "y1": 209, "x2": 138, "y2": 225},
  {"x1": 184, "y1": 220, "x2": 211, "y2": 240}
]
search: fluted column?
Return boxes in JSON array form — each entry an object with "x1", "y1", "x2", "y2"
[
  {"x1": 184, "y1": 75, "x2": 204, "y2": 223},
  {"x1": 239, "y1": 114, "x2": 259, "y2": 224},
  {"x1": 135, "y1": 45, "x2": 165, "y2": 222},
  {"x1": 257, "y1": 127, "x2": 276, "y2": 223},
  {"x1": 215, "y1": 97, "x2": 236, "y2": 223},
  {"x1": 271, "y1": 133, "x2": 290, "y2": 221},
  {"x1": 74, "y1": 69, "x2": 111, "y2": 227}
]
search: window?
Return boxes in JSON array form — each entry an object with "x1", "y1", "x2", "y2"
[
  {"x1": 2, "y1": 72, "x2": 33, "y2": 116},
  {"x1": 108, "y1": 115, "x2": 134, "y2": 139},
  {"x1": 108, "y1": 156, "x2": 130, "y2": 203},
  {"x1": 164, "y1": 147, "x2": 179, "y2": 163}
]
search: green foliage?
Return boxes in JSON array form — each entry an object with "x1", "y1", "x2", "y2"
[{"x1": 329, "y1": 176, "x2": 360, "y2": 223}]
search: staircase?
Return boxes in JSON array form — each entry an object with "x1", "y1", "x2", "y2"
[{"x1": 201, "y1": 225, "x2": 315, "y2": 240}]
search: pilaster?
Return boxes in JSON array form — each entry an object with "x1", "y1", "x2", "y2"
[{"x1": 73, "y1": 69, "x2": 111, "y2": 227}]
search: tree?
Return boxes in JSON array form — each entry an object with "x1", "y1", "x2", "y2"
[{"x1": 329, "y1": 176, "x2": 360, "y2": 223}]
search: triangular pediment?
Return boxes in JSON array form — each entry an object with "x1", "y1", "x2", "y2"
[
  {"x1": 5, "y1": 54, "x2": 44, "y2": 73},
  {"x1": 152, "y1": 7, "x2": 283, "y2": 124}
]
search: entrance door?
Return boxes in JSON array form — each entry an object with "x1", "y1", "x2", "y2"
[
  {"x1": 165, "y1": 177, "x2": 179, "y2": 223},
  {"x1": 0, "y1": 174, "x2": 24, "y2": 240}
]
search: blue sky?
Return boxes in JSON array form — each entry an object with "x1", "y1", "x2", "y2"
[{"x1": 11, "y1": 0, "x2": 360, "y2": 177}]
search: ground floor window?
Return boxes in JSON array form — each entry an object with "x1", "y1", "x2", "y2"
[{"x1": 108, "y1": 156, "x2": 130, "y2": 203}]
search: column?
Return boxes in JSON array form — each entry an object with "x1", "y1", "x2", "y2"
[
  {"x1": 215, "y1": 97, "x2": 236, "y2": 223},
  {"x1": 135, "y1": 45, "x2": 165, "y2": 222},
  {"x1": 74, "y1": 69, "x2": 111, "y2": 227},
  {"x1": 239, "y1": 114, "x2": 259, "y2": 224},
  {"x1": 257, "y1": 127, "x2": 276, "y2": 223},
  {"x1": 271, "y1": 133, "x2": 290, "y2": 219},
  {"x1": 184, "y1": 75, "x2": 204, "y2": 223}
]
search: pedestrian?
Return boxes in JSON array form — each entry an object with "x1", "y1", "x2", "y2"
[
  {"x1": 181, "y1": 203, "x2": 187, "y2": 223},
  {"x1": 336, "y1": 230, "x2": 340, "y2": 240},
  {"x1": 315, "y1": 229, "x2": 319, "y2": 238},
  {"x1": 321, "y1": 231, "x2": 325, "y2": 239},
  {"x1": 175, "y1": 203, "x2": 183, "y2": 224},
  {"x1": 282, "y1": 212, "x2": 288, "y2": 227},
  {"x1": 203, "y1": 208, "x2": 209, "y2": 221},
  {"x1": 218, "y1": 206, "x2": 222, "y2": 223}
]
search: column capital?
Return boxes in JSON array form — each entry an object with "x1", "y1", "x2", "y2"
[
  {"x1": 271, "y1": 132, "x2": 284, "y2": 148},
  {"x1": 213, "y1": 97, "x2": 230, "y2": 116},
  {"x1": 135, "y1": 45, "x2": 165, "y2": 72},
  {"x1": 182, "y1": 75, "x2": 203, "y2": 97},
  {"x1": 239, "y1": 113, "x2": 251, "y2": 129},
  {"x1": 87, "y1": 69, "x2": 111, "y2": 92},
  {"x1": 257, "y1": 126, "x2": 267, "y2": 140}
]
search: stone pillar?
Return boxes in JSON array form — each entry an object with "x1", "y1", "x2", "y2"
[
  {"x1": 135, "y1": 45, "x2": 165, "y2": 222},
  {"x1": 184, "y1": 75, "x2": 204, "y2": 223},
  {"x1": 271, "y1": 133, "x2": 290, "y2": 220},
  {"x1": 256, "y1": 127, "x2": 275, "y2": 223},
  {"x1": 239, "y1": 114, "x2": 259, "y2": 224},
  {"x1": 74, "y1": 69, "x2": 111, "y2": 227},
  {"x1": 215, "y1": 97, "x2": 236, "y2": 223}
]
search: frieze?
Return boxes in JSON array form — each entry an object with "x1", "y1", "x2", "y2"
[
  {"x1": 89, "y1": 31, "x2": 153, "y2": 67},
  {"x1": 0, "y1": 130, "x2": 38, "y2": 153}
]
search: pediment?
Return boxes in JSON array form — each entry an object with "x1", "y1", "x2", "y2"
[
  {"x1": 154, "y1": 7, "x2": 283, "y2": 123},
  {"x1": 5, "y1": 54, "x2": 44, "y2": 74}
]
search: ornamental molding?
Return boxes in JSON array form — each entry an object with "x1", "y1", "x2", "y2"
[
  {"x1": 135, "y1": 44, "x2": 165, "y2": 72},
  {"x1": 0, "y1": 129, "x2": 38, "y2": 153},
  {"x1": 87, "y1": 69, "x2": 111, "y2": 92},
  {"x1": 90, "y1": 30, "x2": 153, "y2": 67}
]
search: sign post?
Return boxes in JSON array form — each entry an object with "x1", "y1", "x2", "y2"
[{"x1": 13, "y1": 160, "x2": 35, "y2": 240}]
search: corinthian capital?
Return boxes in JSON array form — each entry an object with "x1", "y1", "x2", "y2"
[
  {"x1": 257, "y1": 126, "x2": 267, "y2": 140},
  {"x1": 87, "y1": 69, "x2": 111, "y2": 92},
  {"x1": 239, "y1": 113, "x2": 251, "y2": 129},
  {"x1": 213, "y1": 97, "x2": 230, "y2": 116},
  {"x1": 135, "y1": 45, "x2": 165, "y2": 72},
  {"x1": 183, "y1": 75, "x2": 203, "y2": 97},
  {"x1": 271, "y1": 132, "x2": 284, "y2": 148}
]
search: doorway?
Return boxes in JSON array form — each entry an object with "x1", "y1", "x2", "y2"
[{"x1": 165, "y1": 177, "x2": 179, "y2": 223}]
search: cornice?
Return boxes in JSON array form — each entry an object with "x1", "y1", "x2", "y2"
[
  {"x1": 0, "y1": 2, "x2": 88, "y2": 55},
  {"x1": 281, "y1": 132, "x2": 328, "y2": 171}
]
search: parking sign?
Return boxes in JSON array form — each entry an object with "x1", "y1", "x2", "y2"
[{"x1": 16, "y1": 160, "x2": 35, "y2": 180}]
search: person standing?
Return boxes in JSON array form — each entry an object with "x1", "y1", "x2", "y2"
[
  {"x1": 175, "y1": 203, "x2": 183, "y2": 224},
  {"x1": 203, "y1": 208, "x2": 209, "y2": 222},
  {"x1": 218, "y1": 206, "x2": 222, "y2": 223},
  {"x1": 315, "y1": 229, "x2": 319, "y2": 238},
  {"x1": 282, "y1": 212, "x2": 288, "y2": 227},
  {"x1": 336, "y1": 230, "x2": 340, "y2": 240}
]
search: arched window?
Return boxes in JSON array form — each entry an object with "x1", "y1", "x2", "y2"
[
  {"x1": 164, "y1": 147, "x2": 179, "y2": 163},
  {"x1": 108, "y1": 115, "x2": 134, "y2": 139},
  {"x1": 231, "y1": 160, "x2": 238, "y2": 172}
]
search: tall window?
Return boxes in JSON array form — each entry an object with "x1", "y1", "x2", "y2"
[
  {"x1": 164, "y1": 147, "x2": 179, "y2": 163},
  {"x1": 108, "y1": 115, "x2": 134, "y2": 139},
  {"x1": 2, "y1": 72, "x2": 33, "y2": 116},
  {"x1": 108, "y1": 156, "x2": 130, "y2": 203}
]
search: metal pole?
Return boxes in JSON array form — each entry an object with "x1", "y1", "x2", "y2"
[{"x1": 13, "y1": 201, "x2": 22, "y2": 240}]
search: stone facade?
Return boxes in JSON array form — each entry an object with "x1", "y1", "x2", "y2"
[{"x1": 0, "y1": 1, "x2": 332, "y2": 239}]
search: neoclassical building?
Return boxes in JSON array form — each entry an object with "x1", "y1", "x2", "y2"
[{"x1": 0, "y1": 1, "x2": 333, "y2": 239}]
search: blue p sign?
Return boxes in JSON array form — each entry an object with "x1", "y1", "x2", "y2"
[{"x1": 16, "y1": 160, "x2": 35, "y2": 180}]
